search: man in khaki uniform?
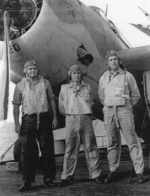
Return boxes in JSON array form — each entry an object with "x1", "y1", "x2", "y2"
[
  {"x1": 98, "y1": 50, "x2": 145, "y2": 184},
  {"x1": 59, "y1": 64, "x2": 102, "y2": 186}
]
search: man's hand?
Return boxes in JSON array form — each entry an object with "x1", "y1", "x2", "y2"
[
  {"x1": 52, "y1": 117, "x2": 58, "y2": 129},
  {"x1": 60, "y1": 105, "x2": 66, "y2": 116},
  {"x1": 15, "y1": 124, "x2": 21, "y2": 134}
]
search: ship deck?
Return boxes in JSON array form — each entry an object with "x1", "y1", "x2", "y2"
[{"x1": 0, "y1": 146, "x2": 150, "y2": 196}]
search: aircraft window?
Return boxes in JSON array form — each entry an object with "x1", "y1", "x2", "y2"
[
  {"x1": 108, "y1": 19, "x2": 131, "y2": 47},
  {"x1": 76, "y1": 0, "x2": 82, "y2": 6},
  {"x1": 89, "y1": 6, "x2": 107, "y2": 20},
  {"x1": 89, "y1": 6, "x2": 119, "y2": 34},
  {"x1": 108, "y1": 20, "x2": 119, "y2": 35},
  {"x1": 0, "y1": 0, "x2": 43, "y2": 41},
  {"x1": 89, "y1": 6, "x2": 120, "y2": 35},
  {"x1": 89, "y1": 5, "x2": 130, "y2": 47}
]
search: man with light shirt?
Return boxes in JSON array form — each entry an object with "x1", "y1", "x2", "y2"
[
  {"x1": 59, "y1": 64, "x2": 102, "y2": 186},
  {"x1": 98, "y1": 50, "x2": 145, "y2": 184}
]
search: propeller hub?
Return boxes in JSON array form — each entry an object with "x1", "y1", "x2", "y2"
[{"x1": 0, "y1": 0, "x2": 43, "y2": 40}]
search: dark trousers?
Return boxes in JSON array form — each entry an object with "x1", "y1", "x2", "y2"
[{"x1": 20, "y1": 112, "x2": 56, "y2": 183}]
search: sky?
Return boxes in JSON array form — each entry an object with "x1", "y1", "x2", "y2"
[{"x1": 81, "y1": 0, "x2": 150, "y2": 47}]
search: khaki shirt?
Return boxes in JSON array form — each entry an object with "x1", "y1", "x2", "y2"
[
  {"x1": 98, "y1": 68, "x2": 140, "y2": 108},
  {"x1": 13, "y1": 75, "x2": 54, "y2": 115},
  {"x1": 59, "y1": 82, "x2": 93, "y2": 115}
]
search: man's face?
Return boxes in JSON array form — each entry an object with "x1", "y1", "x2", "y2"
[
  {"x1": 107, "y1": 55, "x2": 119, "y2": 71},
  {"x1": 26, "y1": 65, "x2": 38, "y2": 78},
  {"x1": 71, "y1": 71, "x2": 81, "y2": 82}
]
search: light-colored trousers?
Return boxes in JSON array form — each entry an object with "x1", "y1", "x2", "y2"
[
  {"x1": 61, "y1": 114, "x2": 101, "y2": 180},
  {"x1": 103, "y1": 106, "x2": 144, "y2": 174}
]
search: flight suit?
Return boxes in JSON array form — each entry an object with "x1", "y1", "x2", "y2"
[{"x1": 98, "y1": 68, "x2": 144, "y2": 174}]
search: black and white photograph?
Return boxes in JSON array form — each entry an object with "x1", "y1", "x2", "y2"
[{"x1": 0, "y1": 0, "x2": 150, "y2": 195}]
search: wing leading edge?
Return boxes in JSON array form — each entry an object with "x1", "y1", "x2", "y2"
[{"x1": 131, "y1": 7, "x2": 150, "y2": 37}]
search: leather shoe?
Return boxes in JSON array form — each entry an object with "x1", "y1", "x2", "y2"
[
  {"x1": 44, "y1": 179, "x2": 58, "y2": 187},
  {"x1": 58, "y1": 179, "x2": 71, "y2": 187},
  {"x1": 137, "y1": 173, "x2": 146, "y2": 184},
  {"x1": 105, "y1": 171, "x2": 116, "y2": 183},
  {"x1": 59, "y1": 176, "x2": 74, "y2": 187},
  {"x1": 19, "y1": 182, "x2": 31, "y2": 192}
]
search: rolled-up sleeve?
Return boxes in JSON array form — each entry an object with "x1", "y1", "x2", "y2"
[
  {"x1": 45, "y1": 79, "x2": 55, "y2": 100},
  {"x1": 98, "y1": 76, "x2": 105, "y2": 105},
  {"x1": 127, "y1": 72, "x2": 141, "y2": 106}
]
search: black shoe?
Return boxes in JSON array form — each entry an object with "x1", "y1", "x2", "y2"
[
  {"x1": 19, "y1": 182, "x2": 31, "y2": 192},
  {"x1": 44, "y1": 179, "x2": 58, "y2": 187},
  {"x1": 137, "y1": 173, "x2": 146, "y2": 184},
  {"x1": 93, "y1": 176, "x2": 103, "y2": 183},
  {"x1": 59, "y1": 179, "x2": 70, "y2": 187},
  {"x1": 105, "y1": 172, "x2": 116, "y2": 183},
  {"x1": 59, "y1": 176, "x2": 74, "y2": 187}
]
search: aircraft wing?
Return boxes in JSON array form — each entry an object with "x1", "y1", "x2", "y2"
[
  {"x1": 130, "y1": 7, "x2": 150, "y2": 37},
  {"x1": 117, "y1": 45, "x2": 150, "y2": 71},
  {"x1": 130, "y1": 23, "x2": 150, "y2": 37}
]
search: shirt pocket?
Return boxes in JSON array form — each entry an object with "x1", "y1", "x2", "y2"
[{"x1": 114, "y1": 75, "x2": 125, "y2": 88}]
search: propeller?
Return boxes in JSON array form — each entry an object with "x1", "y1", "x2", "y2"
[
  {"x1": 0, "y1": 0, "x2": 42, "y2": 40},
  {"x1": 0, "y1": 11, "x2": 10, "y2": 120}
]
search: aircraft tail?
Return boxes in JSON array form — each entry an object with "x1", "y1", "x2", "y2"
[
  {"x1": 138, "y1": 7, "x2": 150, "y2": 21},
  {"x1": 0, "y1": 11, "x2": 10, "y2": 120},
  {"x1": 130, "y1": 23, "x2": 150, "y2": 37}
]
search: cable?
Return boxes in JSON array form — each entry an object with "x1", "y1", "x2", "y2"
[{"x1": 0, "y1": 137, "x2": 19, "y2": 164}]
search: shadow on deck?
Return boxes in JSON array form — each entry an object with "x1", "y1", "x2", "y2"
[{"x1": 0, "y1": 146, "x2": 150, "y2": 196}]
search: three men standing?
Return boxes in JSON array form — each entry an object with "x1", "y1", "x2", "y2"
[{"x1": 13, "y1": 50, "x2": 146, "y2": 192}]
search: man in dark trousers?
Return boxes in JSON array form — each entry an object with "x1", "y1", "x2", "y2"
[{"x1": 13, "y1": 59, "x2": 58, "y2": 191}]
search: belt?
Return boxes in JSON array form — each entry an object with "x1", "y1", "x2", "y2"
[
  {"x1": 23, "y1": 112, "x2": 49, "y2": 129},
  {"x1": 23, "y1": 112, "x2": 49, "y2": 117},
  {"x1": 107, "y1": 105, "x2": 124, "y2": 108},
  {"x1": 67, "y1": 114, "x2": 91, "y2": 116}
]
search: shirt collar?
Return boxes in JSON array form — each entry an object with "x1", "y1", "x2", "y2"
[
  {"x1": 109, "y1": 67, "x2": 124, "y2": 75},
  {"x1": 25, "y1": 74, "x2": 41, "y2": 85},
  {"x1": 69, "y1": 81, "x2": 86, "y2": 88}
]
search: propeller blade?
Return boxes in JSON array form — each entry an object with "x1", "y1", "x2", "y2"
[{"x1": 0, "y1": 11, "x2": 10, "y2": 120}]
